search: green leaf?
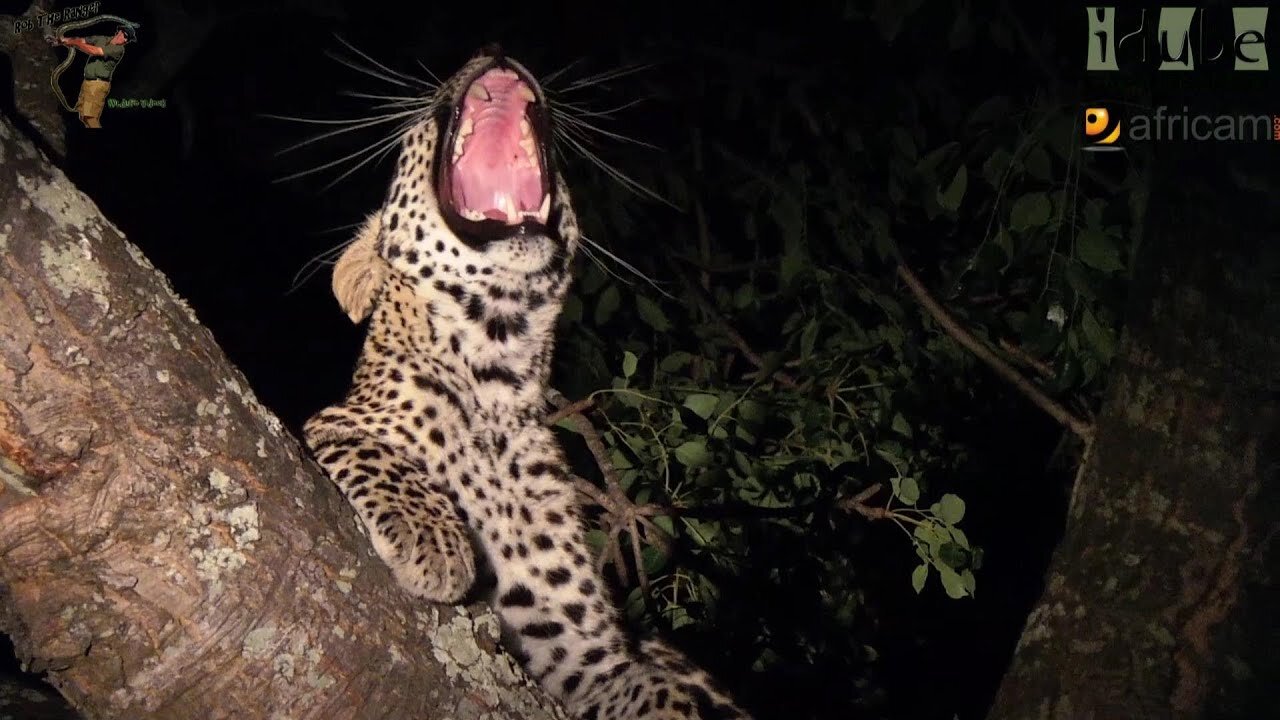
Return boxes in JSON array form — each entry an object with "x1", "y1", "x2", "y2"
[
  {"x1": 962, "y1": 569, "x2": 977, "y2": 596},
  {"x1": 993, "y1": 226, "x2": 1013, "y2": 261},
  {"x1": 1065, "y1": 260, "x2": 1098, "y2": 301},
  {"x1": 897, "y1": 477, "x2": 920, "y2": 505},
  {"x1": 981, "y1": 148, "x2": 1013, "y2": 187},
  {"x1": 1081, "y1": 308, "x2": 1116, "y2": 362},
  {"x1": 889, "y1": 126, "x2": 917, "y2": 161},
  {"x1": 624, "y1": 587, "x2": 646, "y2": 620},
  {"x1": 621, "y1": 351, "x2": 638, "y2": 379},
  {"x1": 667, "y1": 604, "x2": 694, "y2": 630},
  {"x1": 891, "y1": 413, "x2": 913, "y2": 438},
  {"x1": 674, "y1": 439, "x2": 712, "y2": 467},
  {"x1": 1024, "y1": 146, "x2": 1051, "y2": 181},
  {"x1": 641, "y1": 545, "x2": 668, "y2": 575},
  {"x1": 1009, "y1": 192, "x2": 1052, "y2": 231},
  {"x1": 967, "y1": 96, "x2": 1011, "y2": 126},
  {"x1": 683, "y1": 393, "x2": 720, "y2": 420},
  {"x1": 949, "y1": 526, "x2": 970, "y2": 549},
  {"x1": 585, "y1": 529, "x2": 608, "y2": 554},
  {"x1": 595, "y1": 285, "x2": 621, "y2": 325},
  {"x1": 636, "y1": 296, "x2": 672, "y2": 331},
  {"x1": 684, "y1": 518, "x2": 721, "y2": 547},
  {"x1": 560, "y1": 293, "x2": 583, "y2": 325},
  {"x1": 781, "y1": 249, "x2": 807, "y2": 287},
  {"x1": 937, "y1": 165, "x2": 968, "y2": 212},
  {"x1": 1076, "y1": 228, "x2": 1124, "y2": 272},
  {"x1": 608, "y1": 446, "x2": 634, "y2": 470},
  {"x1": 751, "y1": 647, "x2": 780, "y2": 672},
  {"x1": 911, "y1": 564, "x2": 928, "y2": 594},
  {"x1": 914, "y1": 521, "x2": 947, "y2": 552},
  {"x1": 652, "y1": 515, "x2": 675, "y2": 536},
  {"x1": 937, "y1": 493, "x2": 966, "y2": 524},
  {"x1": 938, "y1": 563, "x2": 969, "y2": 599},
  {"x1": 918, "y1": 141, "x2": 959, "y2": 175},
  {"x1": 737, "y1": 399, "x2": 766, "y2": 424},
  {"x1": 800, "y1": 319, "x2": 819, "y2": 362},
  {"x1": 660, "y1": 351, "x2": 692, "y2": 373},
  {"x1": 939, "y1": 542, "x2": 968, "y2": 570}
]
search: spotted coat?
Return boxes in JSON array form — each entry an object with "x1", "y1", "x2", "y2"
[{"x1": 303, "y1": 47, "x2": 749, "y2": 720}]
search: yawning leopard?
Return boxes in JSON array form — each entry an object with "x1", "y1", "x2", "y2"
[{"x1": 303, "y1": 45, "x2": 750, "y2": 720}]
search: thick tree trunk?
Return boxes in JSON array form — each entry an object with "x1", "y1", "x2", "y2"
[
  {"x1": 986, "y1": 153, "x2": 1279, "y2": 718},
  {"x1": 0, "y1": 115, "x2": 564, "y2": 719}
]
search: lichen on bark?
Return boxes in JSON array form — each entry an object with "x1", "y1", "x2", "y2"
[{"x1": 0, "y1": 109, "x2": 563, "y2": 720}]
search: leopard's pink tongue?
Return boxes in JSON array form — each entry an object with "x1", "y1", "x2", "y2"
[{"x1": 450, "y1": 68, "x2": 547, "y2": 224}]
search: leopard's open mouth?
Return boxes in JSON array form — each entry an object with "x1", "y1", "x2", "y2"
[{"x1": 437, "y1": 58, "x2": 553, "y2": 243}]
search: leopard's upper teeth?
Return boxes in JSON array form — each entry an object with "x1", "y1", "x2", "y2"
[
  {"x1": 452, "y1": 117, "x2": 474, "y2": 164},
  {"x1": 519, "y1": 137, "x2": 537, "y2": 166}
]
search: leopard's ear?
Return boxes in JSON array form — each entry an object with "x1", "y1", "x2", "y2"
[{"x1": 332, "y1": 213, "x2": 389, "y2": 324}]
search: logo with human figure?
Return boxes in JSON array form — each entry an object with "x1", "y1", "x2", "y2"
[{"x1": 45, "y1": 13, "x2": 141, "y2": 128}]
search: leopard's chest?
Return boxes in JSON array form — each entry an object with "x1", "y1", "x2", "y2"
[
  {"x1": 448, "y1": 421, "x2": 575, "y2": 542},
  {"x1": 354, "y1": 367, "x2": 566, "y2": 511}
]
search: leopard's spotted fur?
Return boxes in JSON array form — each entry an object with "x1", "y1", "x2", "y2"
[{"x1": 303, "y1": 46, "x2": 749, "y2": 720}]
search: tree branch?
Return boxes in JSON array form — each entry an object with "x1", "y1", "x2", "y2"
[
  {"x1": 0, "y1": 114, "x2": 560, "y2": 720},
  {"x1": 998, "y1": 338, "x2": 1055, "y2": 380},
  {"x1": 896, "y1": 264, "x2": 1093, "y2": 440},
  {"x1": 543, "y1": 391, "x2": 670, "y2": 593}
]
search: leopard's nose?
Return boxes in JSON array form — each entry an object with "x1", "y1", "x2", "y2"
[{"x1": 476, "y1": 43, "x2": 503, "y2": 60}]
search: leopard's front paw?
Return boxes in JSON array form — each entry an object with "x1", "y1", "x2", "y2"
[
  {"x1": 360, "y1": 504, "x2": 476, "y2": 603},
  {"x1": 306, "y1": 432, "x2": 476, "y2": 603}
]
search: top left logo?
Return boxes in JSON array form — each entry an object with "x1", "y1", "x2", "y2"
[
  {"x1": 12, "y1": 4, "x2": 142, "y2": 128},
  {"x1": 46, "y1": 13, "x2": 141, "y2": 128}
]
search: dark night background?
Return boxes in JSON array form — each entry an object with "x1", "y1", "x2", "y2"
[{"x1": 2, "y1": 1, "x2": 1274, "y2": 718}]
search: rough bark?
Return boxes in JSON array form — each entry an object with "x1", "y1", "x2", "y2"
[
  {"x1": 0, "y1": 114, "x2": 564, "y2": 719},
  {"x1": 986, "y1": 154, "x2": 1279, "y2": 719}
]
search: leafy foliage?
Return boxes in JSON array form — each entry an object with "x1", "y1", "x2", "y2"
[{"x1": 537, "y1": 1, "x2": 1141, "y2": 716}]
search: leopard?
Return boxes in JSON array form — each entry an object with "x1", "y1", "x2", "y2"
[{"x1": 302, "y1": 44, "x2": 750, "y2": 720}]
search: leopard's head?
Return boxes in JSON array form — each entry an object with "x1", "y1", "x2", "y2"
[{"x1": 375, "y1": 45, "x2": 579, "y2": 292}]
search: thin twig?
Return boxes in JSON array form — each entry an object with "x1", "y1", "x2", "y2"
[
  {"x1": 545, "y1": 396, "x2": 595, "y2": 426},
  {"x1": 545, "y1": 390, "x2": 669, "y2": 591},
  {"x1": 896, "y1": 265, "x2": 1093, "y2": 440},
  {"x1": 836, "y1": 483, "x2": 890, "y2": 521}
]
